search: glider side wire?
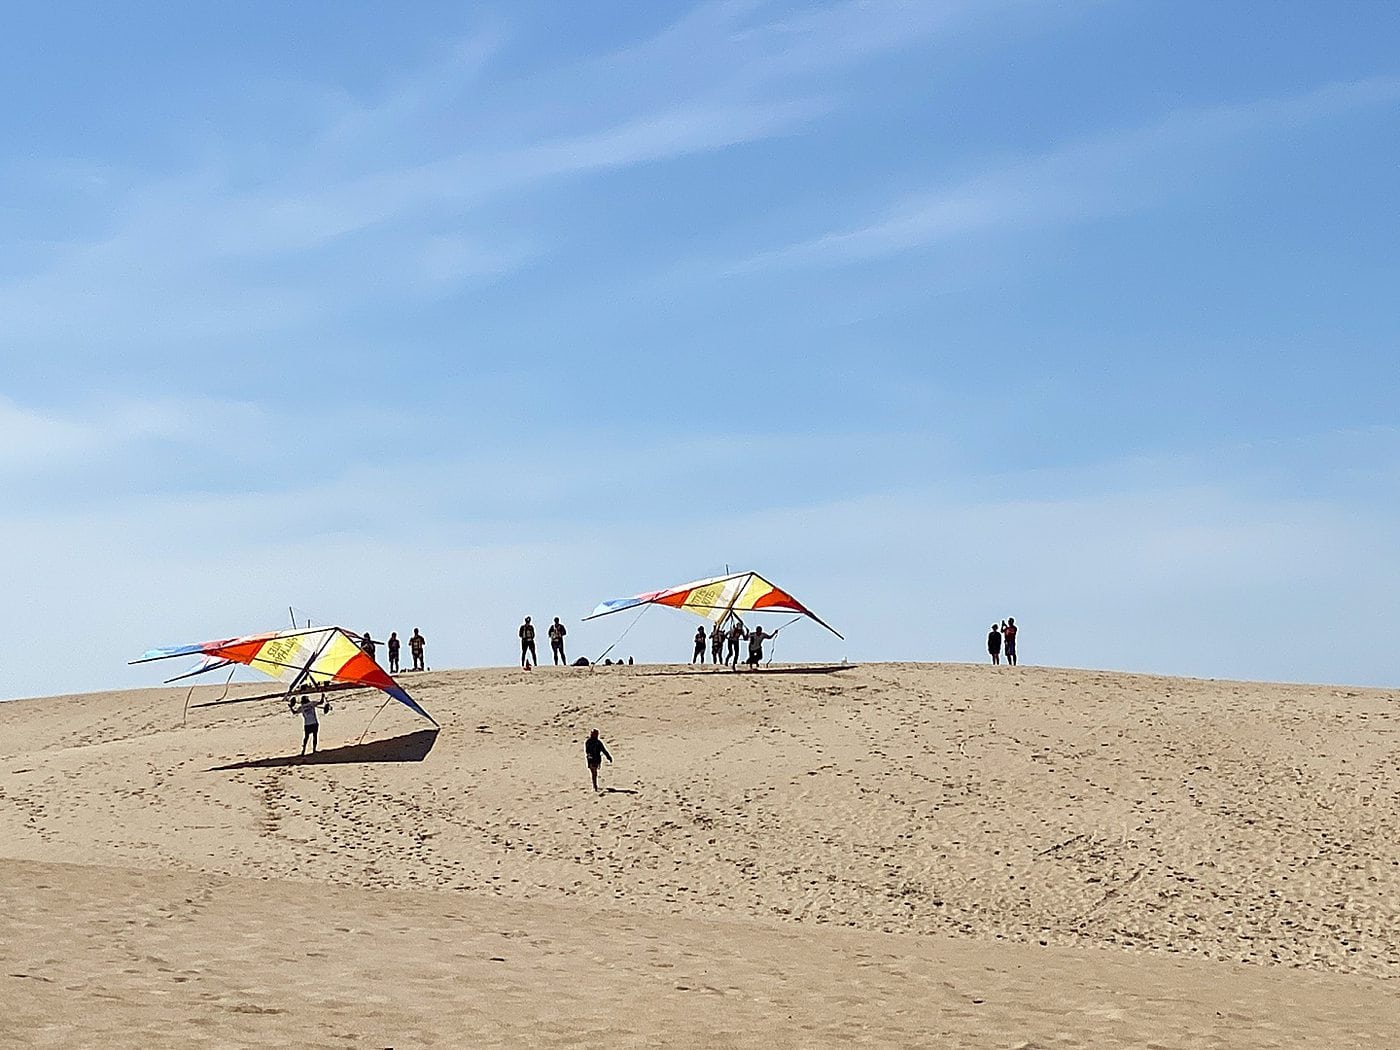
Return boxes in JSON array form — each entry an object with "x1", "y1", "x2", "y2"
[
  {"x1": 764, "y1": 615, "x2": 805, "y2": 667},
  {"x1": 162, "y1": 659, "x2": 234, "y2": 685},
  {"x1": 357, "y1": 695, "x2": 396, "y2": 745},
  {"x1": 183, "y1": 665, "x2": 236, "y2": 726},
  {"x1": 594, "y1": 603, "x2": 650, "y2": 666}
]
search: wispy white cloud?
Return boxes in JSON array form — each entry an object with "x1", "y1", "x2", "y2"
[
  {"x1": 738, "y1": 76, "x2": 1400, "y2": 270},
  {"x1": 0, "y1": 1, "x2": 1022, "y2": 361},
  {"x1": 0, "y1": 394, "x2": 265, "y2": 475}
]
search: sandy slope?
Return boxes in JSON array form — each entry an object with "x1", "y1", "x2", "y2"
[{"x1": 1, "y1": 663, "x2": 1398, "y2": 1045}]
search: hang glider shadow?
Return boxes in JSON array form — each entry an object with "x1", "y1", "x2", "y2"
[
  {"x1": 627, "y1": 663, "x2": 857, "y2": 677},
  {"x1": 209, "y1": 728, "x2": 439, "y2": 771}
]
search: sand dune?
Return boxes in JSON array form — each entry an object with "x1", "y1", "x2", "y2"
[{"x1": 2, "y1": 663, "x2": 1398, "y2": 1045}]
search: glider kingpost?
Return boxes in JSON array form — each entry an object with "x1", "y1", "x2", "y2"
[
  {"x1": 584, "y1": 571, "x2": 842, "y2": 638},
  {"x1": 131, "y1": 626, "x2": 437, "y2": 725}
]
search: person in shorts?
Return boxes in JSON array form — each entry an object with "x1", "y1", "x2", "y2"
[
  {"x1": 692, "y1": 626, "x2": 707, "y2": 664},
  {"x1": 1003, "y1": 617, "x2": 1018, "y2": 666},
  {"x1": 290, "y1": 692, "x2": 330, "y2": 755}
]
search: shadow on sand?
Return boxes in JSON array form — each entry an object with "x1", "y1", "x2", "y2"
[
  {"x1": 624, "y1": 664, "x2": 857, "y2": 677},
  {"x1": 210, "y1": 728, "x2": 439, "y2": 771}
]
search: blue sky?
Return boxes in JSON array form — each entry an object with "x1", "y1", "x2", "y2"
[{"x1": 3, "y1": 1, "x2": 1398, "y2": 699}]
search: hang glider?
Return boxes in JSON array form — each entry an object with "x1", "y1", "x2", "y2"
[
  {"x1": 131, "y1": 626, "x2": 437, "y2": 725},
  {"x1": 585, "y1": 571, "x2": 843, "y2": 639}
]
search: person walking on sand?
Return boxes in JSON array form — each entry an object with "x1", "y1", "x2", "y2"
[
  {"x1": 710, "y1": 622, "x2": 725, "y2": 664},
  {"x1": 692, "y1": 626, "x2": 707, "y2": 664},
  {"x1": 746, "y1": 624, "x2": 775, "y2": 668},
  {"x1": 519, "y1": 617, "x2": 537, "y2": 668},
  {"x1": 585, "y1": 729, "x2": 613, "y2": 792},
  {"x1": 409, "y1": 628, "x2": 426, "y2": 671},
  {"x1": 726, "y1": 618, "x2": 745, "y2": 668},
  {"x1": 290, "y1": 691, "x2": 330, "y2": 756},
  {"x1": 387, "y1": 631, "x2": 401, "y2": 673},
  {"x1": 548, "y1": 617, "x2": 567, "y2": 665},
  {"x1": 987, "y1": 623, "x2": 1002, "y2": 665},
  {"x1": 1003, "y1": 617, "x2": 1018, "y2": 666}
]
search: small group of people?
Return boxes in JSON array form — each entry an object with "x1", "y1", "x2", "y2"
[
  {"x1": 691, "y1": 618, "x2": 777, "y2": 669},
  {"x1": 518, "y1": 616, "x2": 569, "y2": 668},
  {"x1": 358, "y1": 628, "x2": 428, "y2": 673},
  {"x1": 986, "y1": 617, "x2": 1019, "y2": 665}
]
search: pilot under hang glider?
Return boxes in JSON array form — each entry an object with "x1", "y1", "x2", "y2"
[
  {"x1": 131, "y1": 625, "x2": 437, "y2": 726},
  {"x1": 584, "y1": 570, "x2": 843, "y2": 639}
]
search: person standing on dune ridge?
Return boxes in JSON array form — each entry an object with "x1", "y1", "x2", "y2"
[
  {"x1": 409, "y1": 628, "x2": 426, "y2": 671},
  {"x1": 987, "y1": 623, "x2": 1002, "y2": 665},
  {"x1": 1003, "y1": 617, "x2": 1018, "y2": 666},
  {"x1": 549, "y1": 617, "x2": 567, "y2": 665},
  {"x1": 519, "y1": 617, "x2": 537, "y2": 669},
  {"x1": 726, "y1": 618, "x2": 745, "y2": 668},
  {"x1": 746, "y1": 624, "x2": 776, "y2": 668}
]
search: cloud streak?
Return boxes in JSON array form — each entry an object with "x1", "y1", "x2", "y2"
[
  {"x1": 738, "y1": 76, "x2": 1400, "y2": 270},
  {"x1": 0, "y1": 2, "x2": 977, "y2": 364}
]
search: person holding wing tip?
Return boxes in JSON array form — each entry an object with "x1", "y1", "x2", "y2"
[{"x1": 745, "y1": 624, "x2": 776, "y2": 669}]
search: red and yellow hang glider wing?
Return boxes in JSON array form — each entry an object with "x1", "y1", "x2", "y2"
[
  {"x1": 585, "y1": 571, "x2": 842, "y2": 638},
  {"x1": 132, "y1": 626, "x2": 436, "y2": 725}
]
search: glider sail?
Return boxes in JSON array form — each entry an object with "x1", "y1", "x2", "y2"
[
  {"x1": 585, "y1": 571, "x2": 842, "y2": 638},
  {"x1": 132, "y1": 626, "x2": 436, "y2": 725}
]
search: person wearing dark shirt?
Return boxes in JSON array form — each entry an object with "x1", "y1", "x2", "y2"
[
  {"x1": 360, "y1": 631, "x2": 376, "y2": 661},
  {"x1": 585, "y1": 729, "x2": 613, "y2": 791},
  {"x1": 710, "y1": 623, "x2": 724, "y2": 663},
  {"x1": 746, "y1": 625, "x2": 775, "y2": 668},
  {"x1": 987, "y1": 624, "x2": 1002, "y2": 665},
  {"x1": 387, "y1": 631, "x2": 401, "y2": 673},
  {"x1": 692, "y1": 626, "x2": 707, "y2": 664},
  {"x1": 548, "y1": 617, "x2": 567, "y2": 665},
  {"x1": 726, "y1": 619, "x2": 745, "y2": 668},
  {"x1": 409, "y1": 628, "x2": 426, "y2": 671},
  {"x1": 1003, "y1": 617, "x2": 1018, "y2": 666},
  {"x1": 519, "y1": 617, "x2": 537, "y2": 668}
]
